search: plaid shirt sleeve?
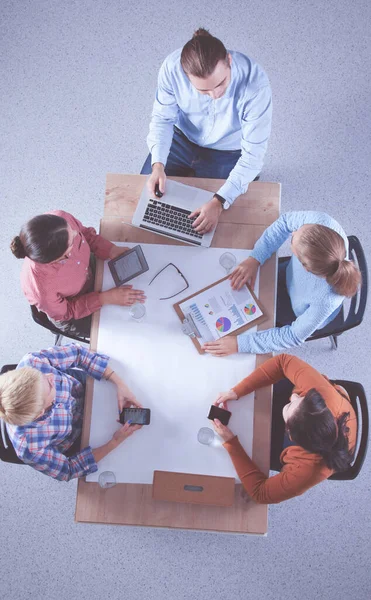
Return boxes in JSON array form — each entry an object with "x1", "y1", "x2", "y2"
[
  {"x1": 19, "y1": 343, "x2": 109, "y2": 380},
  {"x1": 21, "y1": 444, "x2": 98, "y2": 481}
]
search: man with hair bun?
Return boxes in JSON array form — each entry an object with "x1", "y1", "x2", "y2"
[{"x1": 141, "y1": 28, "x2": 272, "y2": 234}]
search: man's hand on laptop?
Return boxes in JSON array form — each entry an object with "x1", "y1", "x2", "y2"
[
  {"x1": 190, "y1": 197, "x2": 222, "y2": 234},
  {"x1": 147, "y1": 163, "x2": 166, "y2": 197}
]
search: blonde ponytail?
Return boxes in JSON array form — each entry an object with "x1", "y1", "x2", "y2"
[
  {"x1": 0, "y1": 368, "x2": 44, "y2": 426},
  {"x1": 296, "y1": 225, "x2": 361, "y2": 298},
  {"x1": 327, "y1": 259, "x2": 362, "y2": 297}
]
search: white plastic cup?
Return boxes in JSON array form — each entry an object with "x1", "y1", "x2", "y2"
[
  {"x1": 219, "y1": 252, "x2": 237, "y2": 274},
  {"x1": 98, "y1": 471, "x2": 116, "y2": 489},
  {"x1": 129, "y1": 303, "x2": 146, "y2": 322}
]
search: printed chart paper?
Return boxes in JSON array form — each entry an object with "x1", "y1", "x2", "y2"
[
  {"x1": 87, "y1": 244, "x2": 261, "y2": 484},
  {"x1": 179, "y1": 279, "x2": 263, "y2": 342}
]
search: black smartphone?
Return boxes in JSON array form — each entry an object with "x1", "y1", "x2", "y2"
[
  {"x1": 207, "y1": 405, "x2": 231, "y2": 426},
  {"x1": 119, "y1": 407, "x2": 151, "y2": 426}
]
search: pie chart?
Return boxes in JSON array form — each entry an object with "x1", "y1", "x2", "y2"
[
  {"x1": 244, "y1": 303, "x2": 256, "y2": 316},
  {"x1": 216, "y1": 317, "x2": 232, "y2": 332}
]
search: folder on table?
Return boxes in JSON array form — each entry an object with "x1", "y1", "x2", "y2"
[{"x1": 152, "y1": 470, "x2": 235, "y2": 507}]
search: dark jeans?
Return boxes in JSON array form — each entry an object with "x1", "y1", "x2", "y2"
[
  {"x1": 270, "y1": 378, "x2": 295, "y2": 472},
  {"x1": 64, "y1": 368, "x2": 87, "y2": 457},
  {"x1": 141, "y1": 126, "x2": 243, "y2": 180},
  {"x1": 49, "y1": 255, "x2": 96, "y2": 339}
]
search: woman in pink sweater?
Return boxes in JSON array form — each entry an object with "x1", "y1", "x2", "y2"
[{"x1": 11, "y1": 210, "x2": 145, "y2": 337}]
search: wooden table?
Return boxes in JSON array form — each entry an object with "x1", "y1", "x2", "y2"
[{"x1": 75, "y1": 174, "x2": 280, "y2": 534}]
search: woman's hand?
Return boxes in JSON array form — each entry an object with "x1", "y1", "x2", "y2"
[
  {"x1": 229, "y1": 257, "x2": 260, "y2": 291},
  {"x1": 103, "y1": 369, "x2": 143, "y2": 414},
  {"x1": 203, "y1": 336, "x2": 238, "y2": 357},
  {"x1": 100, "y1": 286, "x2": 146, "y2": 307},
  {"x1": 109, "y1": 245, "x2": 130, "y2": 259},
  {"x1": 213, "y1": 419, "x2": 235, "y2": 443},
  {"x1": 112, "y1": 422, "x2": 142, "y2": 445},
  {"x1": 114, "y1": 376, "x2": 143, "y2": 413},
  {"x1": 214, "y1": 390, "x2": 238, "y2": 407}
]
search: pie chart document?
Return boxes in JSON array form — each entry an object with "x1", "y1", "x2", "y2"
[{"x1": 87, "y1": 244, "x2": 262, "y2": 484}]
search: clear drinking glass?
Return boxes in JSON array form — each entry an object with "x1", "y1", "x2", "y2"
[
  {"x1": 129, "y1": 302, "x2": 146, "y2": 322},
  {"x1": 197, "y1": 427, "x2": 215, "y2": 445},
  {"x1": 98, "y1": 471, "x2": 116, "y2": 489},
  {"x1": 219, "y1": 252, "x2": 237, "y2": 274}
]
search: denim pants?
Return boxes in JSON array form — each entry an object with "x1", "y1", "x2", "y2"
[
  {"x1": 64, "y1": 368, "x2": 87, "y2": 456},
  {"x1": 141, "y1": 126, "x2": 242, "y2": 180}
]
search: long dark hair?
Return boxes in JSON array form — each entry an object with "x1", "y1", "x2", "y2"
[
  {"x1": 10, "y1": 214, "x2": 69, "y2": 264},
  {"x1": 287, "y1": 388, "x2": 354, "y2": 472},
  {"x1": 180, "y1": 28, "x2": 228, "y2": 78}
]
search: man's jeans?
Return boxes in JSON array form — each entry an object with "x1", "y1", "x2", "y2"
[{"x1": 141, "y1": 126, "x2": 242, "y2": 180}]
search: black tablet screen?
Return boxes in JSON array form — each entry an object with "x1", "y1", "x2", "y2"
[
  {"x1": 108, "y1": 245, "x2": 149, "y2": 286},
  {"x1": 115, "y1": 252, "x2": 142, "y2": 280}
]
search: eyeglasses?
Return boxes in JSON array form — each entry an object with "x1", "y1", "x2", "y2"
[{"x1": 148, "y1": 263, "x2": 189, "y2": 300}]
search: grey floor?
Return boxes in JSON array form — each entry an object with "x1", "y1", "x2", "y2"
[{"x1": 1, "y1": 1, "x2": 370, "y2": 599}]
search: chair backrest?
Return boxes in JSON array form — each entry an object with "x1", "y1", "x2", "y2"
[
  {"x1": 0, "y1": 364, "x2": 25, "y2": 465},
  {"x1": 30, "y1": 305, "x2": 89, "y2": 344},
  {"x1": 344, "y1": 236, "x2": 368, "y2": 329},
  {"x1": 328, "y1": 379, "x2": 369, "y2": 480},
  {"x1": 327, "y1": 236, "x2": 368, "y2": 336}
]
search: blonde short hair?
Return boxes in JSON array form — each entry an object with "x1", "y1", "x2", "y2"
[{"x1": 0, "y1": 367, "x2": 44, "y2": 426}]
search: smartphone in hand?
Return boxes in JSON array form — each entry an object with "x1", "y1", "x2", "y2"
[
  {"x1": 207, "y1": 405, "x2": 231, "y2": 426},
  {"x1": 119, "y1": 407, "x2": 151, "y2": 426}
]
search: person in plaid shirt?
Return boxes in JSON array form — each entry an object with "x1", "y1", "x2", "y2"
[{"x1": 0, "y1": 343, "x2": 142, "y2": 481}]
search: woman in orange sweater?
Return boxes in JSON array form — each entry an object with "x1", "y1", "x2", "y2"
[{"x1": 213, "y1": 354, "x2": 356, "y2": 504}]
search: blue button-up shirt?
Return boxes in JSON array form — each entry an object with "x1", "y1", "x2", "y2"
[
  {"x1": 147, "y1": 49, "x2": 272, "y2": 206},
  {"x1": 7, "y1": 344, "x2": 109, "y2": 481}
]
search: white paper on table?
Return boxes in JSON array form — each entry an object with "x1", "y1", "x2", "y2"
[{"x1": 87, "y1": 244, "x2": 260, "y2": 484}]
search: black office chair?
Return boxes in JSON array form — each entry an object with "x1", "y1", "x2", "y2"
[
  {"x1": 278, "y1": 236, "x2": 368, "y2": 349},
  {"x1": 327, "y1": 380, "x2": 369, "y2": 480},
  {"x1": 0, "y1": 364, "x2": 25, "y2": 465},
  {"x1": 30, "y1": 305, "x2": 90, "y2": 345},
  {"x1": 270, "y1": 378, "x2": 369, "y2": 481}
]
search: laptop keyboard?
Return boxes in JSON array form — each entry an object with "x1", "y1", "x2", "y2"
[{"x1": 143, "y1": 199, "x2": 203, "y2": 240}]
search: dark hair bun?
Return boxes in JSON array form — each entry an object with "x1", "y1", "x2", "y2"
[
  {"x1": 193, "y1": 28, "x2": 212, "y2": 38},
  {"x1": 10, "y1": 236, "x2": 26, "y2": 259}
]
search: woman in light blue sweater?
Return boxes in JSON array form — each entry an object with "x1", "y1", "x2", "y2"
[{"x1": 203, "y1": 211, "x2": 361, "y2": 356}]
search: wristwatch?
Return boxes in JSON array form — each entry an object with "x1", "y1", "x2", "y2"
[{"x1": 214, "y1": 193, "x2": 227, "y2": 207}]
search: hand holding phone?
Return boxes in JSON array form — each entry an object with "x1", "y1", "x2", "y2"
[
  {"x1": 214, "y1": 390, "x2": 238, "y2": 406},
  {"x1": 207, "y1": 404, "x2": 231, "y2": 426}
]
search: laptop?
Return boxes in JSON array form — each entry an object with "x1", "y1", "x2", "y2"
[{"x1": 132, "y1": 179, "x2": 217, "y2": 247}]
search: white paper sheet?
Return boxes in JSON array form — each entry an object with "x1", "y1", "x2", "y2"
[{"x1": 87, "y1": 244, "x2": 260, "y2": 484}]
